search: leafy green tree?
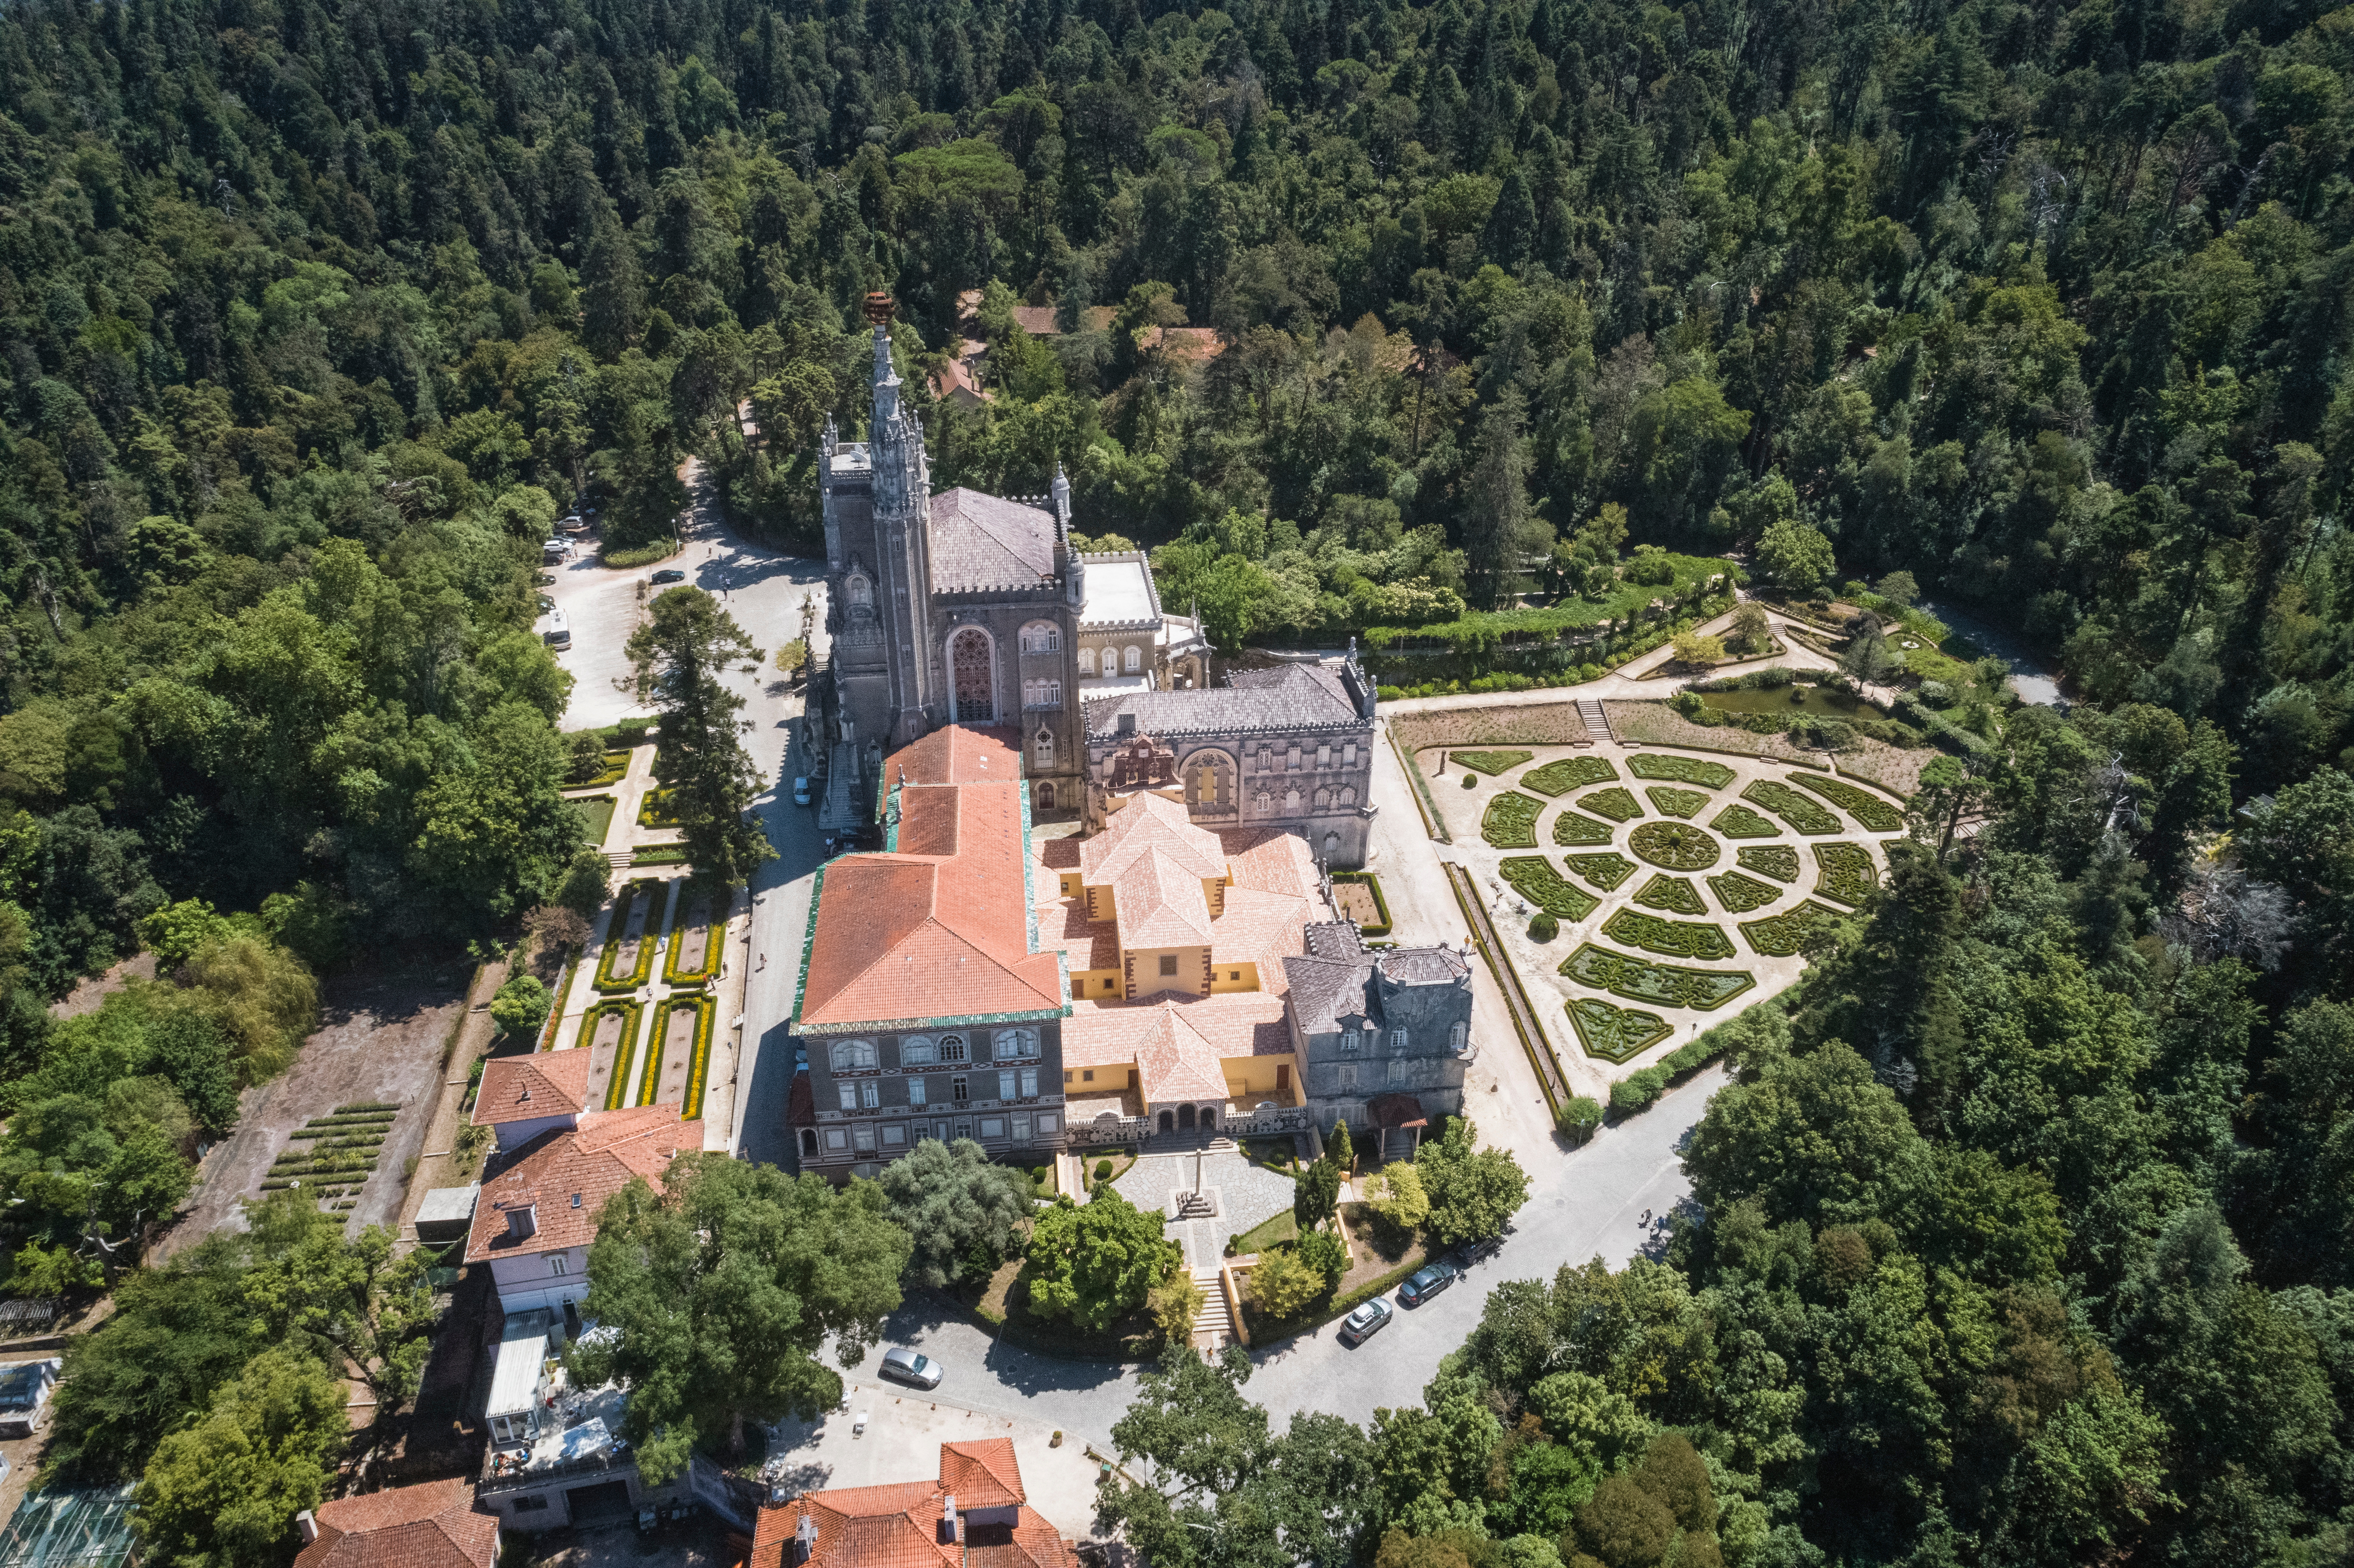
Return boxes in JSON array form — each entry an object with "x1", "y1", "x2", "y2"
[
  {"x1": 1365, "y1": 1162, "x2": 1432, "y2": 1229},
  {"x1": 1414, "y1": 1117, "x2": 1530, "y2": 1245},
  {"x1": 570, "y1": 1154, "x2": 910, "y2": 1478},
  {"x1": 237, "y1": 1190, "x2": 435, "y2": 1409},
  {"x1": 488, "y1": 974, "x2": 551, "y2": 1037},
  {"x1": 875, "y1": 1137, "x2": 1033, "y2": 1290},
  {"x1": 133, "y1": 1348, "x2": 345, "y2": 1568},
  {"x1": 1293, "y1": 1154, "x2": 1340, "y2": 1232},
  {"x1": 1026, "y1": 1185, "x2": 1180, "y2": 1332},
  {"x1": 1248, "y1": 1245, "x2": 1322, "y2": 1320},
  {"x1": 1298, "y1": 1227, "x2": 1348, "y2": 1290},
  {"x1": 626, "y1": 590, "x2": 775, "y2": 885},
  {"x1": 1754, "y1": 519, "x2": 1836, "y2": 595}
]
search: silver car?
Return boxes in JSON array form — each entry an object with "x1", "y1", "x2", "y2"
[
  {"x1": 880, "y1": 1347, "x2": 943, "y2": 1389},
  {"x1": 1338, "y1": 1297, "x2": 1392, "y2": 1345}
]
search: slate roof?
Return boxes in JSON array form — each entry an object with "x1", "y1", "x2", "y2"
[
  {"x1": 295, "y1": 1479, "x2": 498, "y2": 1568},
  {"x1": 471, "y1": 1051, "x2": 592, "y2": 1128},
  {"x1": 747, "y1": 1440, "x2": 1072, "y2": 1568},
  {"x1": 797, "y1": 728, "x2": 1066, "y2": 1030},
  {"x1": 929, "y1": 489, "x2": 1057, "y2": 592},
  {"x1": 464, "y1": 1106, "x2": 703, "y2": 1265},
  {"x1": 1083, "y1": 663, "x2": 1367, "y2": 740}
]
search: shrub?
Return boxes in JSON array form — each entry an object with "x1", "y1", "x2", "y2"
[
  {"x1": 1787, "y1": 772, "x2": 1908, "y2": 832},
  {"x1": 1462, "y1": 773, "x2": 1479, "y2": 788},
  {"x1": 1249, "y1": 1247, "x2": 1323, "y2": 1321},
  {"x1": 1148, "y1": 1273, "x2": 1205, "y2": 1345},
  {"x1": 1566, "y1": 998, "x2": 1672, "y2": 1063},
  {"x1": 1628, "y1": 821, "x2": 1720, "y2": 871},
  {"x1": 1298, "y1": 1227, "x2": 1348, "y2": 1289},
  {"x1": 489, "y1": 974, "x2": 551, "y2": 1036},
  {"x1": 603, "y1": 540, "x2": 679, "y2": 569},
  {"x1": 1522, "y1": 757, "x2": 1618, "y2": 796},
  {"x1": 1603, "y1": 908, "x2": 1736, "y2": 960},
  {"x1": 1556, "y1": 1096, "x2": 1605, "y2": 1142},
  {"x1": 555, "y1": 846, "x2": 612, "y2": 918},
  {"x1": 1529, "y1": 912, "x2": 1559, "y2": 941},
  {"x1": 1363, "y1": 1164, "x2": 1430, "y2": 1229},
  {"x1": 1094, "y1": 1159, "x2": 1113, "y2": 1183}
]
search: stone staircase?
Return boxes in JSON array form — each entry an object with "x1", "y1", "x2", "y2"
[
  {"x1": 1174, "y1": 1190, "x2": 1218, "y2": 1221},
  {"x1": 1189, "y1": 1267, "x2": 1233, "y2": 1350},
  {"x1": 1576, "y1": 696, "x2": 1615, "y2": 745}
]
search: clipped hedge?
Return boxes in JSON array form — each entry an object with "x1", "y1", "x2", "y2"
[
  {"x1": 1635, "y1": 874, "x2": 1707, "y2": 915},
  {"x1": 1628, "y1": 820, "x2": 1721, "y2": 871},
  {"x1": 1501, "y1": 856, "x2": 1602, "y2": 921},
  {"x1": 1480, "y1": 792, "x2": 1544, "y2": 848},
  {"x1": 1565, "y1": 852, "x2": 1638, "y2": 891},
  {"x1": 1812, "y1": 842, "x2": 1880, "y2": 907},
  {"x1": 1560, "y1": 943, "x2": 1756, "y2": 1010},
  {"x1": 1608, "y1": 1031, "x2": 1726, "y2": 1117},
  {"x1": 1790, "y1": 772, "x2": 1908, "y2": 830},
  {"x1": 1644, "y1": 786, "x2": 1711, "y2": 819},
  {"x1": 1552, "y1": 810, "x2": 1616, "y2": 846},
  {"x1": 1740, "y1": 900, "x2": 1846, "y2": 957},
  {"x1": 1454, "y1": 749, "x2": 1534, "y2": 776},
  {"x1": 594, "y1": 880, "x2": 669, "y2": 992},
  {"x1": 1736, "y1": 845, "x2": 1802, "y2": 882},
  {"x1": 1330, "y1": 872, "x2": 1394, "y2": 936},
  {"x1": 1742, "y1": 779, "x2": 1844, "y2": 834},
  {"x1": 1711, "y1": 803, "x2": 1784, "y2": 838},
  {"x1": 1603, "y1": 908, "x2": 1737, "y2": 960},
  {"x1": 1566, "y1": 998, "x2": 1673, "y2": 1064},
  {"x1": 1522, "y1": 756, "x2": 1619, "y2": 796},
  {"x1": 1625, "y1": 753, "x2": 1737, "y2": 788},
  {"x1": 1578, "y1": 787, "x2": 1645, "y2": 822},
  {"x1": 1708, "y1": 869, "x2": 1784, "y2": 912}
]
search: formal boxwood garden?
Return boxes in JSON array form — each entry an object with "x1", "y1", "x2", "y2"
[
  {"x1": 1480, "y1": 791, "x2": 1544, "y2": 847},
  {"x1": 1566, "y1": 998, "x2": 1673, "y2": 1064},
  {"x1": 1522, "y1": 756, "x2": 1619, "y2": 796},
  {"x1": 1790, "y1": 772, "x2": 1907, "y2": 832},
  {"x1": 1712, "y1": 803, "x2": 1784, "y2": 838},
  {"x1": 1454, "y1": 749, "x2": 1535, "y2": 776},
  {"x1": 637, "y1": 787, "x2": 681, "y2": 828},
  {"x1": 1740, "y1": 900, "x2": 1846, "y2": 956},
  {"x1": 1635, "y1": 874, "x2": 1708, "y2": 915},
  {"x1": 663, "y1": 894, "x2": 721, "y2": 986},
  {"x1": 1603, "y1": 907, "x2": 1737, "y2": 960},
  {"x1": 580, "y1": 999, "x2": 646, "y2": 1108},
  {"x1": 1626, "y1": 753, "x2": 1737, "y2": 788},
  {"x1": 1628, "y1": 820, "x2": 1721, "y2": 871},
  {"x1": 1579, "y1": 787, "x2": 1645, "y2": 822},
  {"x1": 1813, "y1": 842, "x2": 1880, "y2": 906},
  {"x1": 1708, "y1": 869, "x2": 1784, "y2": 912},
  {"x1": 1566, "y1": 852, "x2": 1638, "y2": 891},
  {"x1": 595, "y1": 879, "x2": 669, "y2": 992},
  {"x1": 1560, "y1": 943, "x2": 1756, "y2": 1010},
  {"x1": 1741, "y1": 779, "x2": 1844, "y2": 834},
  {"x1": 1644, "y1": 786, "x2": 1711, "y2": 818},
  {"x1": 1501, "y1": 857, "x2": 1601, "y2": 921},
  {"x1": 1737, "y1": 845, "x2": 1802, "y2": 881},
  {"x1": 1552, "y1": 810, "x2": 1616, "y2": 846}
]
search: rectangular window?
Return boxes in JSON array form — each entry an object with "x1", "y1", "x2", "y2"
[
  {"x1": 998, "y1": 1071, "x2": 1017, "y2": 1101},
  {"x1": 1037, "y1": 1113, "x2": 1059, "y2": 1134},
  {"x1": 549, "y1": 1254, "x2": 568, "y2": 1276},
  {"x1": 860, "y1": 1080, "x2": 880, "y2": 1109},
  {"x1": 1229, "y1": 970, "x2": 1240, "y2": 980},
  {"x1": 908, "y1": 1078, "x2": 927, "y2": 1107},
  {"x1": 1390, "y1": 1028, "x2": 1409, "y2": 1053},
  {"x1": 1344, "y1": 744, "x2": 1357, "y2": 766},
  {"x1": 853, "y1": 1123, "x2": 876, "y2": 1152},
  {"x1": 979, "y1": 1117, "x2": 1007, "y2": 1139},
  {"x1": 1158, "y1": 954, "x2": 1179, "y2": 977},
  {"x1": 1339, "y1": 1064, "x2": 1358, "y2": 1089},
  {"x1": 1012, "y1": 1114, "x2": 1031, "y2": 1143},
  {"x1": 956, "y1": 1120, "x2": 971, "y2": 1140},
  {"x1": 1081, "y1": 1069, "x2": 1093, "y2": 1083},
  {"x1": 1388, "y1": 1058, "x2": 1407, "y2": 1085},
  {"x1": 1318, "y1": 744, "x2": 1331, "y2": 768},
  {"x1": 824, "y1": 1128, "x2": 849, "y2": 1151},
  {"x1": 1288, "y1": 746, "x2": 1302, "y2": 771},
  {"x1": 1103, "y1": 978, "x2": 1116, "y2": 991},
  {"x1": 881, "y1": 1123, "x2": 906, "y2": 1147},
  {"x1": 953, "y1": 1076, "x2": 969, "y2": 1104},
  {"x1": 1020, "y1": 1068, "x2": 1039, "y2": 1097},
  {"x1": 1340, "y1": 1031, "x2": 1359, "y2": 1054},
  {"x1": 838, "y1": 1084, "x2": 857, "y2": 1111}
]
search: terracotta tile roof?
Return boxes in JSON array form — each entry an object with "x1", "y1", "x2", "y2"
[
  {"x1": 296, "y1": 1479, "x2": 498, "y2": 1568},
  {"x1": 1112, "y1": 849, "x2": 1213, "y2": 949},
  {"x1": 799, "y1": 729, "x2": 1066, "y2": 1030},
  {"x1": 746, "y1": 1441, "x2": 1072, "y2": 1568},
  {"x1": 929, "y1": 488, "x2": 1056, "y2": 592},
  {"x1": 1221, "y1": 828, "x2": 1320, "y2": 899},
  {"x1": 890, "y1": 724, "x2": 1022, "y2": 788},
  {"x1": 929, "y1": 355, "x2": 991, "y2": 407},
  {"x1": 1033, "y1": 836, "x2": 1082, "y2": 872},
  {"x1": 1035, "y1": 899, "x2": 1119, "y2": 971},
  {"x1": 471, "y1": 1051, "x2": 592, "y2": 1127},
  {"x1": 1208, "y1": 885, "x2": 1314, "y2": 991},
  {"x1": 1064, "y1": 993, "x2": 1292, "y2": 1103},
  {"x1": 463, "y1": 1106, "x2": 703, "y2": 1265},
  {"x1": 1079, "y1": 792, "x2": 1226, "y2": 886}
]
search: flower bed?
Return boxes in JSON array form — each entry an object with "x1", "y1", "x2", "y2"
[
  {"x1": 1707, "y1": 869, "x2": 1783, "y2": 912},
  {"x1": 640, "y1": 993, "x2": 713, "y2": 1107},
  {"x1": 1625, "y1": 753, "x2": 1737, "y2": 788},
  {"x1": 1522, "y1": 756, "x2": 1619, "y2": 796},
  {"x1": 1628, "y1": 820, "x2": 1720, "y2": 871},
  {"x1": 1736, "y1": 845, "x2": 1801, "y2": 882},
  {"x1": 1552, "y1": 810, "x2": 1616, "y2": 846},
  {"x1": 1330, "y1": 872, "x2": 1393, "y2": 936},
  {"x1": 1500, "y1": 857, "x2": 1600, "y2": 921},
  {"x1": 1566, "y1": 998, "x2": 1673, "y2": 1064},
  {"x1": 663, "y1": 898, "x2": 721, "y2": 986},
  {"x1": 1480, "y1": 792, "x2": 1544, "y2": 848},
  {"x1": 1566, "y1": 852, "x2": 1638, "y2": 891},
  {"x1": 1578, "y1": 787, "x2": 1645, "y2": 822},
  {"x1": 1643, "y1": 786, "x2": 1710, "y2": 819},
  {"x1": 679, "y1": 994, "x2": 720, "y2": 1120},
  {"x1": 1741, "y1": 779, "x2": 1843, "y2": 834},
  {"x1": 1790, "y1": 772, "x2": 1907, "y2": 831},
  {"x1": 1603, "y1": 908, "x2": 1737, "y2": 960},
  {"x1": 637, "y1": 787, "x2": 680, "y2": 828},
  {"x1": 1711, "y1": 803, "x2": 1783, "y2": 838},
  {"x1": 1635, "y1": 874, "x2": 1707, "y2": 915},
  {"x1": 1453, "y1": 749, "x2": 1534, "y2": 776},
  {"x1": 1560, "y1": 943, "x2": 1756, "y2": 1010},
  {"x1": 579, "y1": 999, "x2": 646, "y2": 1108},
  {"x1": 594, "y1": 880, "x2": 669, "y2": 992},
  {"x1": 1740, "y1": 900, "x2": 1846, "y2": 956},
  {"x1": 1812, "y1": 842, "x2": 1879, "y2": 906}
]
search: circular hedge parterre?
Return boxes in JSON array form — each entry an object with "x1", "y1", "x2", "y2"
[
  {"x1": 1566, "y1": 852, "x2": 1639, "y2": 891},
  {"x1": 1812, "y1": 841, "x2": 1879, "y2": 906},
  {"x1": 1707, "y1": 869, "x2": 1784, "y2": 912},
  {"x1": 1628, "y1": 820, "x2": 1721, "y2": 871},
  {"x1": 1711, "y1": 803, "x2": 1783, "y2": 838},
  {"x1": 1788, "y1": 772, "x2": 1906, "y2": 832}
]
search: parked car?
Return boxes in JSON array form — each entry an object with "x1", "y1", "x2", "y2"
[
  {"x1": 880, "y1": 1347, "x2": 943, "y2": 1389},
  {"x1": 559, "y1": 514, "x2": 588, "y2": 533},
  {"x1": 537, "y1": 594, "x2": 555, "y2": 613},
  {"x1": 650, "y1": 568, "x2": 686, "y2": 585},
  {"x1": 535, "y1": 572, "x2": 557, "y2": 587},
  {"x1": 1456, "y1": 1235, "x2": 1504, "y2": 1267},
  {"x1": 1398, "y1": 1261, "x2": 1460, "y2": 1307},
  {"x1": 792, "y1": 777, "x2": 812, "y2": 806},
  {"x1": 1337, "y1": 1297, "x2": 1392, "y2": 1345}
]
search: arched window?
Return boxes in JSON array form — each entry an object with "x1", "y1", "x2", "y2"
[
  {"x1": 1253, "y1": 790, "x2": 1273, "y2": 815},
  {"x1": 1023, "y1": 679, "x2": 1061, "y2": 709},
  {"x1": 1340, "y1": 786, "x2": 1358, "y2": 807},
  {"x1": 1037, "y1": 780, "x2": 1056, "y2": 810},
  {"x1": 831, "y1": 1039, "x2": 877, "y2": 1071},
  {"x1": 937, "y1": 1034, "x2": 968, "y2": 1063},
  {"x1": 1019, "y1": 620, "x2": 1061, "y2": 654},
  {"x1": 950, "y1": 628, "x2": 994, "y2": 722},
  {"x1": 846, "y1": 573, "x2": 872, "y2": 610},
  {"x1": 1124, "y1": 645, "x2": 1142, "y2": 673},
  {"x1": 1077, "y1": 646, "x2": 1096, "y2": 673},
  {"x1": 995, "y1": 1028, "x2": 1039, "y2": 1060},
  {"x1": 901, "y1": 1036, "x2": 937, "y2": 1065},
  {"x1": 1284, "y1": 787, "x2": 1302, "y2": 812},
  {"x1": 1313, "y1": 786, "x2": 1331, "y2": 810},
  {"x1": 1035, "y1": 726, "x2": 1056, "y2": 768}
]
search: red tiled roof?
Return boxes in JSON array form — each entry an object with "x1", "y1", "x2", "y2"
[
  {"x1": 747, "y1": 1441, "x2": 1071, "y2": 1568},
  {"x1": 471, "y1": 1051, "x2": 593, "y2": 1127},
  {"x1": 1035, "y1": 899, "x2": 1120, "y2": 972},
  {"x1": 1034, "y1": 836, "x2": 1082, "y2": 872},
  {"x1": 939, "y1": 1440, "x2": 1024, "y2": 1510},
  {"x1": 296, "y1": 1479, "x2": 498, "y2": 1568},
  {"x1": 1079, "y1": 792, "x2": 1225, "y2": 886},
  {"x1": 1208, "y1": 886, "x2": 1314, "y2": 992},
  {"x1": 1112, "y1": 849, "x2": 1213, "y2": 949},
  {"x1": 1063, "y1": 992, "x2": 1292, "y2": 1102},
  {"x1": 463, "y1": 1105, "x2": 703, "y2": 1264},
  {"x1": 798, "y1": 729, "x2": 1067, "y2": 1030}
]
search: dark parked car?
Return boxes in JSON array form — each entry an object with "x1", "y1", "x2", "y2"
[
  {"x1": 1456, "y1": 1235, "x2": 1503, "y2": 1266},
  {"x1": 650, "y1": 568, "x2": 686, "y2": 585},
  {"x1": 1337, "y1": 1297, "x2": 1392, "y2": 1345},
  {"x1": 1398, "y1": 1261, "x2": 1460, "y2": 1306}
]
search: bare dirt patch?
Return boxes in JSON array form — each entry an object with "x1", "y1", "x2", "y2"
[
  {"x1": 1389, "y1": 701, "x2": 1591, "y2": 754},
  {"x1": 48, "y1": 953, "x2": 157, "y2": 1020},
  {"x1": 157, "y1": 960, "x2": 469, "y2": 1257},
  {"x1": 1605, "y1": 700, "x2": 1929, "y2": 797},
  {"x1": 1333, "y1": 883, "x2": 1383, "y2": 927}
]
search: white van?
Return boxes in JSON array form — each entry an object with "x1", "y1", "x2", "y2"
[{"x1": 542, "y1": 608, "x2": 571, "y2": 650}]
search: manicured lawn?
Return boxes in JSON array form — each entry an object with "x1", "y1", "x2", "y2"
[{"x1": 573, "y1": 794, "x2": 616, "y2": 845}]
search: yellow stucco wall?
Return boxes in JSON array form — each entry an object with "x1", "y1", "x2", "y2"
[
  {"x1": 1125, "y1": 944, "x2": 1209, "y2": 1000},
  {"x1": 1209, "y1": 962, "x2": 1260, "y2": 993}
]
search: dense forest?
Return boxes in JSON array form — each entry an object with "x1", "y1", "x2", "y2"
[{"x1": 1, "y1": 0, "x2": 2352, "y2": 1559}]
